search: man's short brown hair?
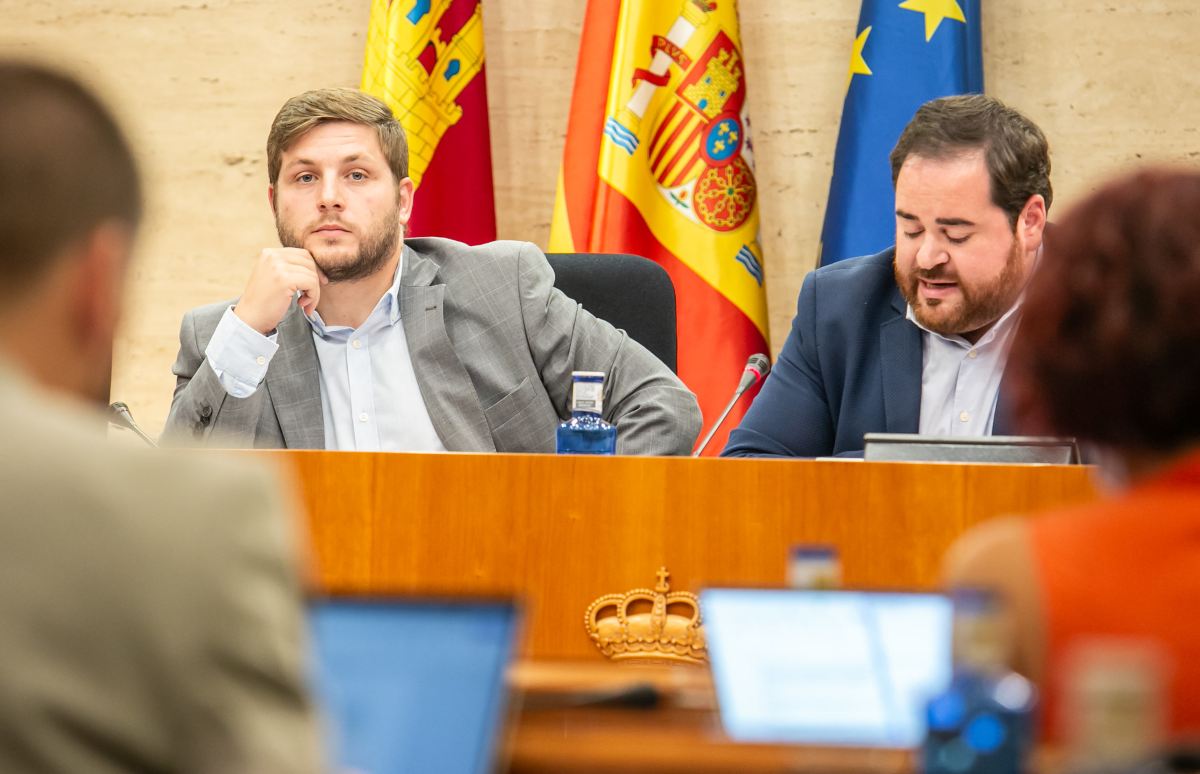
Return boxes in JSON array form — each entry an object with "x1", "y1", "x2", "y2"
[
  {"x1": 890, "y1": 94, "x2": 1052, "y2": 227},
  {"x1": 0, "y1": 62, "x2": 141, "y2": 291},
  {"x1": 266, "y1": 88, "x2": 408, "y2": 186}
]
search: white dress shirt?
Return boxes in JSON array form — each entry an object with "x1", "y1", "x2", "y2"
[
  {"x1": 908, "y1": 299, "x2": 1022, "y2": 438},
  {"x1": 203, "y1": 255, "x2": 446, "y2": 452}
]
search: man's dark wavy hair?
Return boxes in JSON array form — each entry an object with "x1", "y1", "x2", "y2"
[{"x1": 890, "y1": 94, "x2": 1052, "y2": 227}]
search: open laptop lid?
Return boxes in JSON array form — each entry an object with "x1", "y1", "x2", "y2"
[
  {"x1": 308, "y1": 595, "x2": 520, "y2": 774},
  {"x1": 702, "y1": 588, "x2": 953, "y2": 748}
]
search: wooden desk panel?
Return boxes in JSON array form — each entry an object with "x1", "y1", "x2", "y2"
[
  {"x1": 257, "y1": 452, "x2": 1097, "y2": 659},
  {"x1": 504, "y1": 661, "x2": 1067, "y2": 773},
  {"x1": 506, "y1": 661, "x2": 913, "y2": 773}
]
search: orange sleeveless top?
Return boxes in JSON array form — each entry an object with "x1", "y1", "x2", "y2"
[{"x1": 1031, "y1": 452, "x2": 1200, "y2": 741}]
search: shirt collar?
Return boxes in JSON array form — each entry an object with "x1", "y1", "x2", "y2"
[{"x1": 305, "y1": 250, "x2": 405, "y2": 337}]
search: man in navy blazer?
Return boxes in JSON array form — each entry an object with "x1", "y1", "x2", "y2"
[{"x1": 724, "y1": 95, "x2": 1052, "y2": 458}]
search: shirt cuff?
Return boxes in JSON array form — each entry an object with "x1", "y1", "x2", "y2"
[{"x1": 204, "y1": 307, "x2": 280, "y2": 398}]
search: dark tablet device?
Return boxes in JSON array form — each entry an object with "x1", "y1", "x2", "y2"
[
  {"x1": 863, "y1": 433, "x2": 1081, "y2": 464},
  {"x1": 309, "y1": 596, "x2": 520, "y2": 774}
]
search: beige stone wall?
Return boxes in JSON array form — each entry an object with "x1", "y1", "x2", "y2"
[{"x1": 2, "y1": 1, "x2": 1197, "y2": 433}]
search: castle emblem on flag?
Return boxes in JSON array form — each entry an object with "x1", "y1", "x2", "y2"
[
  {"x1": 605, "y1": 2, "x2": 757, "y2": 235},
  {"x1": 363, "y1": 0, "x2": 486, "y2": 189}
]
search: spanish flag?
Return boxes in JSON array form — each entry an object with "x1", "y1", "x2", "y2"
[
  {"x1": 550, "y1": 0, "x2": 769, "y2": 454},
  {"x1": 362, "y1": 0, "x2": 497, "y2": 244}
]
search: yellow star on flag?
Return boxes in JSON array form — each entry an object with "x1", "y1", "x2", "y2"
[
  {"x1": 846, "y1": 26, "x2": 872, "y2": 93},
  {"x1": 898, "y1": 0, "x2": 966, "y2": 42}
]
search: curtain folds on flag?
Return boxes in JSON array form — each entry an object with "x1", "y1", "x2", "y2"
[
  {"x1": 362, "y1": 0, "x2": 497, "y2": 244},
  {"x1": 550, "y1": 0, "x2": 769, "y2": 455},
  {"x1": 819, "y1": 0, "x2": 983, "y2": 266}
]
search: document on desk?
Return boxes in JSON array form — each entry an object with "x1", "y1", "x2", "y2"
[{"x1": 703, "y1": 589, "x2": 952, "y2": 748}]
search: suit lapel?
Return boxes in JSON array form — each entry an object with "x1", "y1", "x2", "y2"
[
  {"x1": 879, "y1": 286, "x2": 922, "y2": 434},
  {"x1": 993, "y1": 372, "x2": 1016, "y2": 435},
  {"x1": 264, "y1": 304, "x2": 325, "y2": 449},
  {"x1": 400, "y1": 246, "x2": 495, "y2": 452}
]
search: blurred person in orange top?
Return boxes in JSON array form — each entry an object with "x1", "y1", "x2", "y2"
[{"x1": 945, "y1": 168, "x2": 1200, "y2": 741}]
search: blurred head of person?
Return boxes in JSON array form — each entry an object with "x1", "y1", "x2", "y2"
[
  {"x1": 890, "y1": 94, "x2": 1052, "y2": 343},
  {"x1": 0, "y1": 62, "x2": 142, "y2": 405},
  {"x1": 1010, "y1": 168, "x2": 1200, "y2": 482},
  {"x1": 265, "y1": 88, "x2": 413, "y2": 283}
]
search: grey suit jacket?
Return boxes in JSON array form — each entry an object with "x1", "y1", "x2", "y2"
[
  {"x1": 0, "y1": 363, "x2": 321, "y2": 773},
  {"x1": 164, "y1": 238, "x2": 701, "y2": 455}
]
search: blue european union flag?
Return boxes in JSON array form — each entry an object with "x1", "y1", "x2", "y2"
[{"x1": 819, "y1": 0, "x2": 983, "y2": 266}]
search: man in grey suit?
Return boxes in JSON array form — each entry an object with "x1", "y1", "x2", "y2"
[
  {"x1": 163, "y1": 88, "x2": 701, "y2": 455},
  {"x1": 0, "y1": 63, "x2": 321, "y2": 772}
]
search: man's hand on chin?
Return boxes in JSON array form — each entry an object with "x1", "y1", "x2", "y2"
[{"x1": 233, "y1": 247, "x2": 328, "y2": 334}]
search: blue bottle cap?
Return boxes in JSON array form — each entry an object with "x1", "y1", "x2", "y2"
[{"x1": 789, "y1": 544, "x2": 838, "y2": 559}]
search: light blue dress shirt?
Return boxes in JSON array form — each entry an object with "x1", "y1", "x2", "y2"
[
  {"x1": 203, "y1": 256, "x2": 446, "y2": 452},
  {"x1": 907, "y1": 299, "x2": 1022, "y2": 438}
]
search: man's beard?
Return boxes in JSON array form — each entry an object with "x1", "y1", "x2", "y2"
[
  {"x1": 276, "y1": 212, "x2": 401, "y2": 283},
  {"x1": 895, "y1": 236, "x2": 1024, "y2": 337}
]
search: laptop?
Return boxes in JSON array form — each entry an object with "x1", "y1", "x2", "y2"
[
  {"x1": 308, "y1": 596, "x2": 520, "y2": 774},
  {"x1": 702, "y1": 588, "x2": 953, "y2": 748}
]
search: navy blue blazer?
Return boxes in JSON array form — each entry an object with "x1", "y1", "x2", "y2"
[{"x1": 722, "y1": 248, "x2": 1013, "y2": 458}]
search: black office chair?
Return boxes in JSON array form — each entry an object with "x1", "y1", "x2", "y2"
[{"x1": 546, "y1": 253, "x2": 678, "y2": 373}]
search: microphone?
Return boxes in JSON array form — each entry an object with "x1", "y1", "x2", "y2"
[
  {"x1": 108, "y1": 401, "x2": 158, "y2": 448},
  {"x1": 692, "y1": 353, "x2": 770, "y2": 457}
]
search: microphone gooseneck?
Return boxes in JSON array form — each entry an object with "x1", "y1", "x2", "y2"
[
  {"x1": 692, "y1": 353, "x2": 771, "y2": 457},
  {"x1": 108, "y1": 401, "x2": 158, "y2": 448}
]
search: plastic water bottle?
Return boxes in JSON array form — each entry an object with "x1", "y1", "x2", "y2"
[
  {"x1": 556, "y1": 371, "x2": 617, "y2": 455},
  {"x1": 787, "y1": 545, "x2": 841, "y2": 589},
  {"x1": 922, "y1": 589, "x2": 1037, "y2": 774},
  {"x1": 1060, "y1": 639, "x2": 1166, "y2": 774}
]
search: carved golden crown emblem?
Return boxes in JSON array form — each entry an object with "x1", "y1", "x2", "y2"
[{"x1": 584, "y1": 567, "x2": 707, "y2": 664}]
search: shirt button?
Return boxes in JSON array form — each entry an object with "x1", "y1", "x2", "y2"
[
  {"x1": 358, "y1": 412, "x2": 368, "y2": 423},
  {"x1": 959, "y1": 410, "x2": 970, "y2": 423},
  {"x1": 255, "y1": 356, "x2": 266, "y2": 365},
  {"x1": 352, "y1": 339, "x2": 362, "y2": 349},
  {"x1": 968, "y1": 350, "x2": 978, "y2": 359}
]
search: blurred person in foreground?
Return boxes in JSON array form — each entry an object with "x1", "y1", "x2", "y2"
[
  {"x1": 162, "y1": 87, "x2": 700, "y2": 454},
  {"x1": 0, "y1": 62, "x2": 321, "y2": 772},
  {"x1": 945, "y1": 168, "x2": 1200, "y2": 739}
]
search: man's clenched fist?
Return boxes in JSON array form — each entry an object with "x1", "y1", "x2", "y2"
[{"x1": 233, "y1": 248, "x2": 328, "y2": 335}]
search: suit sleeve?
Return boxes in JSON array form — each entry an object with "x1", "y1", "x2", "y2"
[
  {"x1": 161, "y1": 308, "x2": 267, "y2": 447},
  {"x1": 515, "y1": 242, "x2": 702, "y2": 456},
  {"x1": 722, "y1": 270, "x2": 835, "y2": 457},
  {"x1": 176, "y1": 468, "x2": 323, "y2": 774}
]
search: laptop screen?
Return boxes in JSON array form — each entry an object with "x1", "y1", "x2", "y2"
[
  {"x1": 309, "y1": 598, "x2": 519, "y2": 774},
  {"x1": 702, "y1": 588, "x2": 953, "y2": 748}
]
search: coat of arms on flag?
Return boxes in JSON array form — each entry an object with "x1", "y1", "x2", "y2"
[{"x1": 644, "y1": 32, "x2": 756, "y2": 235}]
